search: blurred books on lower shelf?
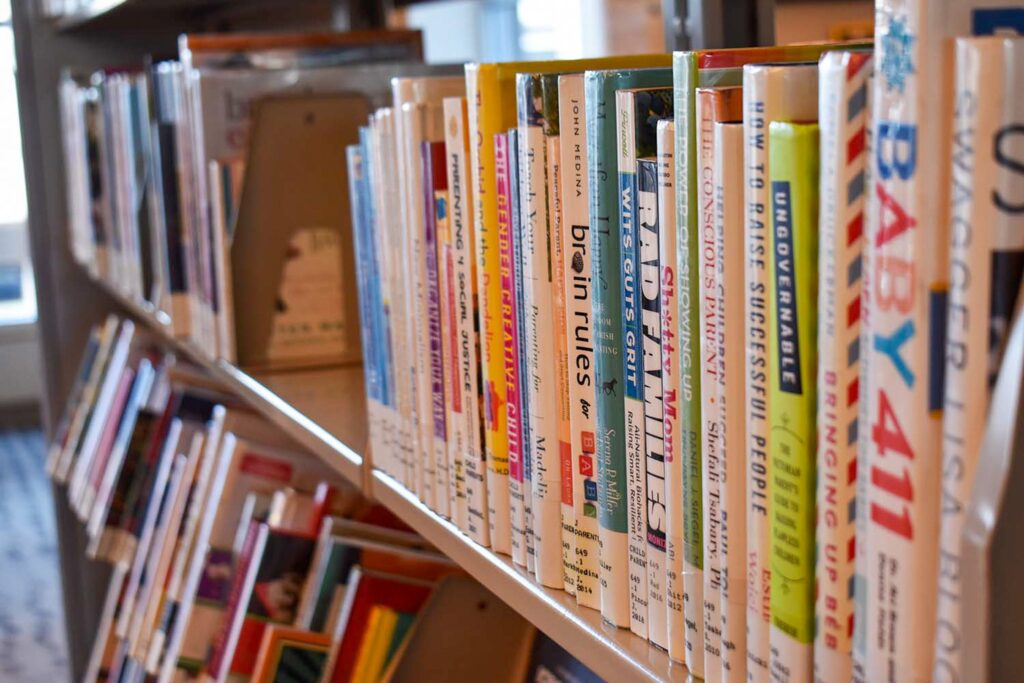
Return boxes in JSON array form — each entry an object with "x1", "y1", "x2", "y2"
[{"x1": 53, "y1": 314, "x2": 604, "y2": 683}]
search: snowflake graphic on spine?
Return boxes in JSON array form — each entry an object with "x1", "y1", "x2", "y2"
[{"x1": 880, "y1": 15, "x2": 915, "y2": 93}]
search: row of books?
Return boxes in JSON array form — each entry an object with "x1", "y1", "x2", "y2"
[
  {"x1": 59, "y1": 29, "x2": 447, "y2": 371},
  {"x1": 47, "y1": 314, "x2": 470, "y2": 683},
  {"x1": 343, "y1": 22, "x2": 1024, "y2": 683}
]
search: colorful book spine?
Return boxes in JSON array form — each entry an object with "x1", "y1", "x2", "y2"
[
  {"x1": 657, "y1": 118, "x2": 687, "y2": 662},
  {"x1": 864, "y1": 3, "x2": 1023, "y2": 679},
  {"x1": 616, "y1": 87, "x2": 650, "y2": 640},
  {"x1": 518, "y1": 73, "x2": 563, "y2": 588},
  {"x1": 509, "y1": 125, "x2": 537, "y2": 574},
  {"x1": 695, "y1": 86, "x2": 724, "y2": 681},
  {"x1": 637, "y1": 153, "x2": 669, "y2": 651},
  {"x1": 815, "y1": 50, "x2": 871, "y2": 683},
  {"x1": 424, "y1": 139, "x2": 454, "y2": 521},
  {"x1": 585, "y1": 65, "x2": 672, "y2": 628},
  {"x1": 935, "y1": 35, "x2": 1024, "y2": 680},
  {"x1": 443, "y1": 95, "x2": 491, "y2": 547},
  {"x1": 541, "y1": 74, "x2": 579, "y2": 597},
  {"x1": 714, "y1": 118, "x2": 746, "y2": 682},
  {"x1": 495, "y1": 129, "x2": 527, "y2": 566},
  {"x1": 558, "y1": 73, "x2": 601, "y2": 610},
  {"x1": 768, "y1": 120, "x2": 819, "y2": 683},
  {"x1": 465, "y1": 63, "x2": 512, "y2": 555}
]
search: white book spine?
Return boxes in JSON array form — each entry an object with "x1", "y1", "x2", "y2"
[
  {"x1": 696, "y1": 90, "x2": 722, "y2": 682},
  {"x1": 658, "y1": 119, "x2": 687, "y2": 660},
  {"x1": 616, "y1": 89, "x2": 649, "y2": 640},
  {"x1": 519, "y1": 77, "x2": 564, "y2": 589},
  {"x1": 638, "y1": 155, "x2": 669, "y2": 650},
  {"x1": 558, "y1": 74, "x2": 601, "y2": 609},
  {"x1": 815, "y1": 50, "x2": 871, "y2": 683},
  {"x1": 715, "y1": 120, "x2": 747, "y2": 681},
  {"x1": 935, "y1": 36, "x2": 1024, "y2": 680},
  {"x1": 742, "y1": 66, "x2": 773, "y2": 683},
  {"x1": 443, "y1": 96, "x2": 491, "y2": 547}
]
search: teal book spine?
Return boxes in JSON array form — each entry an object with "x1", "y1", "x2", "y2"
[{"x1": 585, "y1": 66, "x2": 672, "y2": 628}]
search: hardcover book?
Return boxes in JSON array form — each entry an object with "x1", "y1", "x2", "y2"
[
  {"x1": 936, "y1": 35, "x2": 1024, "y2": 680},
  {"x1": 657, "y1": 118, "x2": 686, "y2": 662},
  {"x1": 442, "y1": 95, "x2": 491, "y2": 547},
  {"x1": 517, "y1": 72, "x2": 564, "y2": 589},
  {"x1": 768, "y1": 120, "x2": 819, "y2": 683},
  {"x1": 557, "y1": 73, "x2": 601, "y2": 610},
  {"x1": 540, "y1": 74, "x2": 579, "y2": 597},
  {"x1": 712, "y1": 114, "x2": 746, "y2": 681},
  {"x1": 694, "y1": 85, "x2": 741, "y2": 679},
  {"x1": 615, "y1": 84, "x2": 673, "y2": 645},
  {"x1": 816, "y1": 50, "x2": 871, "y2": 683}
]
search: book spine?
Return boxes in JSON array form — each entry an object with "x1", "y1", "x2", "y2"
[
  {"x1": 510, "y1": 127, "x2": 537, "y2": 574},
  {"x1": 435, "y1": 137, "x2": 467, "y2": 532},
  {"x1": 365, "y1": 127, "x2": 397, "y2": 482},
  {"x1": 715, "y1": 120, "x2": 747, "y2": 681},
  {"x1": 376, "y1": 113, "x2": 411, "y2": 490},
  {"x1": 936, "y1": 37, "x2": 1024, "y2": 679},
  {"x1": 467, "y1": 65, "x2": 512, "y2": 556},
  {"x1": 658, "y1": 119, "x2": 687, "y2": 661},
  {"x1": 558, "y1": 74, "x2": 601, "y2": 610},
  {"x1": 815, "y1": 51, "x2": 871, "y2": 683},
  {"x1": 741, "y1": 65, "x2": 772, "y2": 683},
  {"x1": 695, "y1": 89, "x2": 723, "y2": 681},
  {"x1": 673, "y1": 53, "x2": 706, "y2": 679},
  {"x1": 443, "y1": 96, "x2": 491, "y2": 547},
  {"x1": 617, "y1": 89, "x2": 650, "y2": 639},
  {"x1": 866, "y1": 1, "x2": 977, "y2": 677},
  {"x1": 638, "y1": 155, "x2": 669, "y2": 650},
  {"x1": 518, "y1": 74, "x2": 563, "y2": 588},
  {"x1": 541, "y1": 73, "x2": 578, "y2": 597},
  {"x1": 496, "y1": 130, "x2": 527, "y2": 567},
  {"x1": 409, "y1": 108, "x2": 437, "y2": 511},
  {"x1": 423, "y1": 139, "x2": 452, "y2": 521},
  {"x1": 347, "y1": 144, "x2": 382, "y2": 459},
  {"x1": 767, "y1": 120, "x2": 819, "y2": 683},
  {"x1": 586, "y1": 71, "x2": 630, "y2": 628}
]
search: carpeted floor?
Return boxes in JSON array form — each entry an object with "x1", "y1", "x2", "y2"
[{"x1": 0, "y1": 429, "x2": 69, "y2": 682}]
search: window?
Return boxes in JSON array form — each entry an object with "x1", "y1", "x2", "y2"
[{"x1": 0, "y1": 0, "x2": 35, "y2": 326}]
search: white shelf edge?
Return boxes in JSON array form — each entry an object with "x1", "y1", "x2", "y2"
[{"x1": 369, "y1": 469, "x2": 690, "y2": 683}]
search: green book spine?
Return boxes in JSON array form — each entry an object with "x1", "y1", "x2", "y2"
[
  {"x1": 672, "y1": 52, "x2": 706, "y2": 676},
  {"x1": 586, "y1": 66, "x2": 671, "y2": 628},
  {"x1": 767, "y1": 120, "x2": 819, "y2": 679}
]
